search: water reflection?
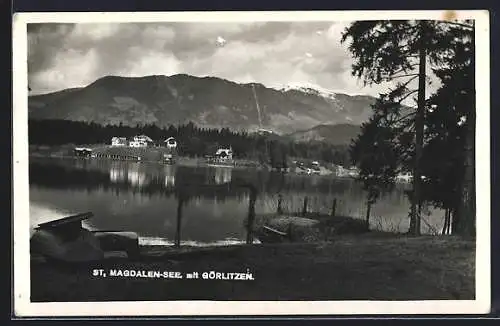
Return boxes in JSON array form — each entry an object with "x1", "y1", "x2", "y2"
[
  {"x1": 28, "y1": 157, "x2": 444, "y2": 238},
  {"x1": 127, "y1": 163, "x2": 147, "y2": 188},
  {"x1": 164, "y1": 165, "x2": 176, "y2": 188},
  {"x1": 214, "y1": 167, "x2": 232, "y2": 185},
  {"x1": 109, "y1": 162, "x2": 127, "y2": 183}
]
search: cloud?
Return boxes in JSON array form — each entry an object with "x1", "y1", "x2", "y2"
[{"x1": 27, "y1": 21, "x2": 405, "y2": 97}]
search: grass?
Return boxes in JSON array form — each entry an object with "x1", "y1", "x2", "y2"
[{"x1": 30, "y1": 234, "x2": 475, "y2": 302}]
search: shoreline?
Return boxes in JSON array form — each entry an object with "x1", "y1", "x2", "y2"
[
  {"x1": 28, "y1": 144, "x2": 267, "y2": 169},
  {"x1": 28, "y1": 145, "x2": 350, "y2": 177}
]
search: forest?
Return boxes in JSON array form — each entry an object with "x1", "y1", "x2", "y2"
[{"x1": 28, "y1": 119, "x2": 352, "y2": 167}]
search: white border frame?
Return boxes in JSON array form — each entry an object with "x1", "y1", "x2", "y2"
[{"x1": 13, "y1": 10, "x2": 491, "y2": 317}]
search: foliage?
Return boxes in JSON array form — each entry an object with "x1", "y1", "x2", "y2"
[
  {"x1": 350, "y1": 112, "x2": 399, "y2": 204},
  {"x1": 342, "y1": 19, "x2": 475, "y2": 235}
]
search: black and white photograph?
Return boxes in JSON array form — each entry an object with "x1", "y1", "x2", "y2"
[{"x1": 13, "y1": 10, "x2": 490, "y2": 316}]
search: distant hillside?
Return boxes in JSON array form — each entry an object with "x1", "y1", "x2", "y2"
[
  {"x1": 28, "y1": 74, "x2": 377, "y2": 134},
  {"x1": 287, "y1": 123, "x2": 361, "y2": 146}
]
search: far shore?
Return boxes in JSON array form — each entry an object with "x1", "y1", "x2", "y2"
[
  {"x1": 28, "y1": 144, "x2": 345, "y2": 176},
  {"x1": 28, "y1": 144, "x2": 266, "y2": 169}
]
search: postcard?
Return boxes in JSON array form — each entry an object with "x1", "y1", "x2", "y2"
[{"x1": 12, "y1": 10, "x2": 491, "y2": 317}]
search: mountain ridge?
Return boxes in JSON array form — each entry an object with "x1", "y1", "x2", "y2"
[
  {"x1": 286, "y1": 123, "x2": 361, "y2": 146},
  {"x1": 28, "y1": 74, "x2": 376, "y2": 137}
]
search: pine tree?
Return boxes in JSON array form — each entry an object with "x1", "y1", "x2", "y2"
[{"x1": 341, "y1": 19, "x2": 474, "y2": 235}]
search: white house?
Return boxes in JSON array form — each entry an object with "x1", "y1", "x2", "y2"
[
  {"x1": 129, "y1": 135, "x2": 153, "y2": 148},
  {"x1": 335, "y1": 165, "x2": 348, "y2": 177},
  {"x1": 396, "y1": 172, "x2": 413, "y2": 183},
  {"x1": 164, "y1": 137, "x2": 177, "y2": 150},
  {"x1": 111, "y1": 137, "x2": 127, "y2": 147},
  {"x1": 347, "y1": 166, "x2": 360, "y2": 178},
  {"x1": 215, "y1": 147, "x2": 233, "y2": 161}
]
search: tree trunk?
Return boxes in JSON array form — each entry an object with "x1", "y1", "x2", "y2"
[
  {"x1": 455, "y1": 113, "x2": 475, "y2": 236},
  {"x1": 451, "y1": 204, "x2": 460, "y2": 234},
  {"x1": 246, "y1": 188, "x2": 257, "y2": 244},
  {"x1": 456, "y1": 28, "x2": 476, "y2": 237},
  {"x1": 410, "y1": 24, "x2": 427, "y2": 236}
]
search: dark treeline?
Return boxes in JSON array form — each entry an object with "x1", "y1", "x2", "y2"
[{"x1": 29, "y1": 119, "x2": 352, "y2": 166}]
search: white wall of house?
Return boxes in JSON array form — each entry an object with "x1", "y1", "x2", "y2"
[
  {"x1": 129, "y1": 140, "x2": 147, "y2": 148},
  {"x1": 215, "y1": 148, "x2": 233, "y2": 160},
  {"x1": 165, "y1": 137, "x2": 177, "y2": 149},
  {"x1": 111, "y1": 137, "x2": 127, "y2": 147}
]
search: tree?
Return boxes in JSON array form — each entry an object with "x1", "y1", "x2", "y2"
[
  {"x1": 423, "y1": 21, "x2": 475, "y2": 235},
  {"x1": 350, "y1": 111, "x2": 400, "y2": 229},
  {"x1": 341, "y1": 19, "x2": 474, "y2": 235}
]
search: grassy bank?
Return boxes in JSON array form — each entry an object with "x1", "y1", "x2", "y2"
[{"x1": 30, "y1": 234, "x2": 474, "y2": 302}]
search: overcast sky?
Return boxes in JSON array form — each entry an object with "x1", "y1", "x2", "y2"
[{"x1": 28, "y1": 22, "x2": 400, "y2": 96}]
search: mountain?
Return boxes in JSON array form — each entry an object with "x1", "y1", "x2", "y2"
[
  {"x1": 287, "y1": 123, "x2": 361, "y2": 146},
  {"x1": 28, "y1": 74, "x2": 376, "y2": 134}
]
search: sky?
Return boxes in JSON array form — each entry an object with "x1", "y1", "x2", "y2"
[{"x1": 27, "y1": 21, "x2": 403, "y2": 97}]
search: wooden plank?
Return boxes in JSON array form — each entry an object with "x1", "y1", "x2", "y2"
[
  {"x1": 36, "y1": 212, "x2": 94, "y2": 230},
  {"x1": 262, "y1": 225, "x2": 287, "y2": 237}
]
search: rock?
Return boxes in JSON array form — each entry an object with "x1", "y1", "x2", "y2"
[{"x1": 93, "y1": 231, "x2": 140, "y2": 259}]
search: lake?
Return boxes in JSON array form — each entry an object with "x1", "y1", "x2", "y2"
[{"x1": 29, "y1": 158, "x2": 444, "y2": 246}]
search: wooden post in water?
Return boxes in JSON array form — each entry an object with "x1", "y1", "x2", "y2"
[
  {"x1": 365, "y1": 201, "x2": 371, "y2": 231},
  {"x1": 302, "y1": 196, "x2": 308, "y2": 217},
  {"x1": 175, "y1": 195, "x2": 184, "y2": 248},
  {"x1": 277, "y1": 194, "x2": 283, "y2": 214},
  {"x1": 331, "y1": 198, "x2": 337, "y2": 217},
  {"x1": 246, "y1": 186, "x2": 257, "y2": 245}
]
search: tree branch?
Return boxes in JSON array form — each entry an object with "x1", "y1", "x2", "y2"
[
  {"x1": 441, "y1": 21, "x2": 474, "y2": 30},
  {"x1": 397, "y1": 89, "x2": 419, "y2": 104},
  {"x1": 392, "y1": 73, "x2": 419, "y2": 80},
  {"x1": 393, "y1": 111, "x2": 417, "y2": 125},
  {"x1": 392, "y1": 64, "x2": 419, "y2": 76}
]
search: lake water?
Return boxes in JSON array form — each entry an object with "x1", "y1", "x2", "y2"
[{"x1": 29, "y1": 158, "x2": 444, "y2": 246}]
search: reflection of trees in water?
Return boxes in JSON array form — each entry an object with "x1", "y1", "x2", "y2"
[
  {"x1": 214, "y1": 167, "x2": 232, "y2": 185},
  {"x1": 29, "y1": 159, "x2": 396, "y2": 209},
  {"x1": 164, "y1": 165, "x2": 176, "y2": 187}
]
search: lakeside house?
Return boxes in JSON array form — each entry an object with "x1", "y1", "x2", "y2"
[
  {"x1": 129, "y1": 135, "x2": 154, "y2": 148},
  {"x1": 74, "y1": 147, "x2": 93, "y2": 157},
  {"x1": 396, "y1": 172, "x2": 413, "y2": 183},
  {"x1": 111, "y1": 137, "x2": 127, "y2": 147},
  {"x1": 164, "y1": 137, "x2": 178, "y2": 150},
  {"x1": 311, "y1": 161, "x2": 321, "y2": 174},
  {"x1": 215, "y1": 147, "x2": 233, "y2": 161}
]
